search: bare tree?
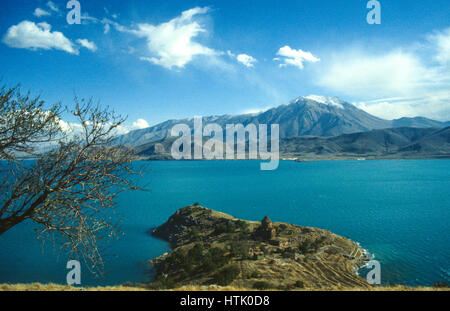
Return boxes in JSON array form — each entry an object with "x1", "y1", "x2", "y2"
[
  {"x1": 0, "y1": 85, "x2": 61, "y2": 159},
  {"x1": 0, "y1": 85, "x2": 146, "y2": 274}
]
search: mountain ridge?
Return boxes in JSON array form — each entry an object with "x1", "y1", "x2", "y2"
[
  {"x1": 117, "y1": 95, "x2": 449, "y2": 147},
  {"x1": 135, "y1": 126, "x2": 450, "y2": 160}
]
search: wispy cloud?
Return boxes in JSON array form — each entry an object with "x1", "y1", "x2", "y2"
[
  {"x1": 80, "y1": 13, "x2": 99, "y2": 25},
  {"x1": 33, "y1": 8, "x2": 50, "y2": 18},
  {"x1": 103, "y1": 23, "x2": 111, "y2": 34},
  {"x1": 46, "y1": 1, "x2": 59, "y2": 12},
  {"x1": 76, "y1": 39, "x2": 97, "y2": 52},
  {"x1": 33, "y1": 2, "x2": 59, "y2": 18},
  {"x1": 354, "y1": 92, "x2": 450, "y2": 121}
]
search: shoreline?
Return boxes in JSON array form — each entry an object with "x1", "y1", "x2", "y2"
[
  {"x1": 135, "y1": 156, "x2": 450, "y2": 162},
  {"x1": 355, "y1": 242, "x2": 375, "y2": 278}
]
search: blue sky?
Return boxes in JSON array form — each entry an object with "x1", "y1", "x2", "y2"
[{"x1": 1, "y1": 0, "x2": 449, "y2": 131}]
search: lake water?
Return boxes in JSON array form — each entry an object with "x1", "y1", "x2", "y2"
[{"x1": 0, "y1": 160, "x2": 449, "y2": 286}]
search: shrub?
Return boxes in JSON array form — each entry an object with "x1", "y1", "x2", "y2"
[
  {"x1": 253, "y1": 281, "x2": 273, "y2": 290},
  {"x1": 236, "y1": 220, "x2": 250, "y2": 232},
  {"x1": 148, "y1": 277, "x2": 177, "y2": 290},
  {"x1": 311, "y1": 237, "x2": 327, "y2": 250},
  {"x1": 433, "y1": 281, "x2": 449, "y2": 288},
  {"x1": 229, "y1": 241, "x2": 250, "y2": 259},
  {"x1": 214, "y1": 221, "x2": 237, "y2": 235},
  {"x1": 190, "y1": 227, "x2": 201, "y2": 241},
  {"x1": 212, "y1": 264, "x2": 241, "y2": 286},
  {"x1": 294, "y1": 280, "x2": 304, "y2": 288},
  {"x1": 249, "y1": 271, "x2": 262, "y2": 278},
  {"x1": 281, "y1": 247, "x2": 295, "y2": 258},
  {"x1": 298, "y1": 240, "x2": 313, "y2": 254},
  {"x1": 188, "y1": 243, "x2": 204, "y2": 261},
  {"x1": 277, "y1": 224, "x2": 288, "y2": 234},
  {"x1": 198, "y1": 247, "x2": 229, "y2": 272},
  {"x1": 157, "y1": 248, "x2": 185, "y2": 274},
  {"x1": 214, "y1": 223, "x2": 228, "y2": 235}
]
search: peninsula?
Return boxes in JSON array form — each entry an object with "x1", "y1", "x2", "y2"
[{"x1": 149, "y1": 205, "x2": 371, "y2": 290}]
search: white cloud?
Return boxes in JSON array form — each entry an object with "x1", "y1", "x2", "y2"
[
  {"x1": 2, "y1": 21, "x2": 78, "y2": 54},
  {"x1": 226, "y1": 50, "x2": 257, "y2": 68},
  {"x1": 354, "y1": 92, "x2": 450, "y2": 121},
  {"x1": 316, "y1": 30, "x2": 450, "y2": 121},
  {"x1": 58, "y1": 119, "x2": 83, "y2": 133},
  {"x1": 76, "y1": 39, "x2": 97, "y2": 52},
  {"x1": 46, "y1": 1, "x2": 59, "y2": 12},
  {"x1": 34, "y1": 8, "x2": 50, "y2": 17},
  {"x1": 59, "y1": 118, "x2": 150, "y2": 136},
  {"x1": 428, "y1": 27, "x2": 450, "y2": 66},
  {"x1": 275, "y1": 45, "x2": 320, "y2": 69},
  {"x1": 127, "y1": 7, "x2": 218, "y2": 69},
  {"x1": 112, "y1": 118, "x2": 150, "y2": 135},
  {"x1": 132, "y1": 118, "x2": 149, "y2": 129},
  {"x1": 236, "y1": 54, "x2": 257, "y2": 68},
  {"x1": 318, "y1": 51, "x2": 429, "y2": 98},
  {"x1": 241, "y1": 106, "x2": 272, "y2": 115}
]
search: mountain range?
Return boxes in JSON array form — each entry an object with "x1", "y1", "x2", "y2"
[
  {"x1": 116, "y1": 95, "x2": 449, "y2": 160},
  {"x1": 134, "y1": 126, "x2": 450, "y2": 160},
  {"x1": 280, "y1": 126, "x2": 450, "y2": 160},
  {"x1": 117, "y1": 95, "x2": 449, "y2": 147}
]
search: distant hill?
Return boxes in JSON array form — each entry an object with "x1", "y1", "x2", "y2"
[
  {"x1": 117, "y1": 95, "x2": 449, "y2": 147},
  {"x1": 392, "y1": 117, "x2": 447, "y2": 128},
  {"x1": 280, "y1": 127, "x2": 450, "y2": 159},
  {"x1": 135, "y1": 126, "x2": 450, "y2": 160},
  {"x1": 397, "y1": 127, "x2": 450, "y2": 154}
]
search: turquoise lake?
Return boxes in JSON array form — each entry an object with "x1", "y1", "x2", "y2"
[{"x1": 0, "y1": 160, "x2": 449, "y2": 286}]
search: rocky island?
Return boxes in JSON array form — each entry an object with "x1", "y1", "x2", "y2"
[{"x1": 149, "y1": 205, "x2": 371, "y2": 290}]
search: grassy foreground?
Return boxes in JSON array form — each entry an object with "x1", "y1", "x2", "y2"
[{"x1": 0, "y1": 283, "x2": 448, "y2": 291}]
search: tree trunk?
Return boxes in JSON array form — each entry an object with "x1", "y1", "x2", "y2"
[{"x1": 0, "y1": 216, "x2": 25, "y2": 235}]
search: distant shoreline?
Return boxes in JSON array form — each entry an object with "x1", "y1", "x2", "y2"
[{"x1": 135, "y1": 156, "x2": 450, "y2": 162}]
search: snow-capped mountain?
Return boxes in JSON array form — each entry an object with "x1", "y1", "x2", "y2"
[
  {"x1": 116, "y1": 95, "x2": 448, "y2": 147},
  {"x1": 302, "y1": 95, "x2": 345, "y2": 109}
]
